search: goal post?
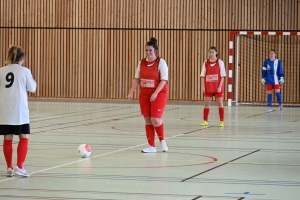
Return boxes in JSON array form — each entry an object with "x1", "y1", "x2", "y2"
[{"x1": 228, "y1": 31, "x2": 300, "y2": 106}]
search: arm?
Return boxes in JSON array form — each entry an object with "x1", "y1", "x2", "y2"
[
  {"x1": 200, "y1": 62, "x2": 206, "y2": 93},
  {"x1": 150, "y1": 59, "x2": 168, "y2": 102},
  {"x1": 216, "y1": 77, "x2": 224, "y2": 93},
  {"x1": 201, "y1": 77, "x2": 205, "y2": 93},
  {"x1": 26, "y1": 69, "x2": 37, "y2": 92},
  {"x1": 277, "y1": 60, "x2": 284, "y2": 78},
  {"x1": 261, "y1": 60, "x2": 267, "y2": 84},
  {"x1": 128, "y1": 62, "x2": 141, "y2": 100},
  {"x1": 277, "y1": 60, "x2": 284, "y2": 84},
  {"x1": 128, "y1": 79, "x2": 140, "y2": 100},
  {"x1": 150, "y1": 80, "x2": 167, "y2": 102},
  {"x1": 217, "y1": 60, "x2": 226, "y2": 93}
]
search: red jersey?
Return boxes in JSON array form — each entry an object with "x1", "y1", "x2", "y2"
[
  {"x1": 139, "y1": 57, "x2": 168, "y2": 96},
  {"x1": 204, "y1": 59, "x2": 223, "y2": 93}
]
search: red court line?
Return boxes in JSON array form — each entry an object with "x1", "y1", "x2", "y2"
[{"x1": 85, "y1": 114, "x2": 142, "y2": 126}]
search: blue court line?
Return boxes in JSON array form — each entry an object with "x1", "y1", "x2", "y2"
[{"x1": 225, "y1": 192, "x2": 265, "y2": 196}]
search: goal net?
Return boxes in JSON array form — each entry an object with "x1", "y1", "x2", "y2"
[{"x1": 228, "y1": 31, "x2": 300, "y2": 106}]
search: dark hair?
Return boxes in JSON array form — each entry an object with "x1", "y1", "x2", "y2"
[
  {"x1": 209, "y1": 46, "x2": 218, "y2": 57},
  {"x1": 270, "y1": 49, "x2": 276, "y2": 54},
  {"x1": 146, "y1": 37, "x2": 158, "y2": 51},
  {"x1": 5, "y1": 45, "x2": 25, "y2": 65}
]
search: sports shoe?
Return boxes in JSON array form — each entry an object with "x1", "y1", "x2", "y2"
[
  {"x1": 160, "y1": 140, "x2": 168, "y2": 152},
  {"x1": 267, "y1": 107, "x2": 272, "y2": 112},
  {"x1": 279, "y1": 104, "x2": 283, "y2": 111},
  {"x1": 6, "y1": 168, "x2": 14, "y2": 177},
  {"x1": 219, "y1": 121, "x2": 224, "y2": 127},
  {"x1": 200, "y1": 121, "x2": 208, "y2": 126},
  {"x1": 141, "y1": 146, "x2": 157, "y2": 153},
  {"x1": 14, "y1": 166, "x2": 30, "y2": 177}
]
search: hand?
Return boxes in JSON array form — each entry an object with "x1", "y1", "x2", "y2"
[
  {"x1": 279, "y1": 77, "x2": 284, "y2": 84},
  {"x1": 261, "y1": 78, "x2": 266, "y2": 84},
  {"x1": 216, "y1": 87, "x2": 221, "y2": 93},
  {"x1": 150, "y1": 92, "x2": 158, "y2": 102},
  {"x1": 127, "y1": 93, "x2": 133, "y2": 100},
  {"x1": 202, "y1": 87, "x2": 205, "y2": 93}
]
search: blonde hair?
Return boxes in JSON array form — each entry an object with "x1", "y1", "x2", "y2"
[{"x1": 5, "y1": 45, "x2": 25, "y2": 65}]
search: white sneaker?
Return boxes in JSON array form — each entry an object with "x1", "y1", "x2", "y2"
[
  {"x1": 161, "y1": 140, "x2": 168, "y2": 152},
  {"x1": 267, "y1": 107, "x2": 272, "y2": 112},
  {"x1": 279, "y1": 104, "x2": 283, "y2": 111},
  {"x1": 15, "y1": 166, "x2": 30, "y2": 177},
  {"x1": 142, "y1": 146, "x2": 157, "y2": 153},
  {"x1": 6, "y1": 168, "x2": 14, "y2": 177}
]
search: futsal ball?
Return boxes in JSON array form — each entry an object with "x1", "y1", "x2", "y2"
[{"x1": 78, "y1": 144, "x2": 92, "y2": 158}]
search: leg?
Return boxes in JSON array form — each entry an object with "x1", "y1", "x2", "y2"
[
  {"x1": 150, "y1": 93, "x2": 168, "y2": 151},
  {"x1": 274, "y1": 84, "x2": 283, "y2": 110},
  {"x1": 216, "y1": 97, "x2": 225, "y2": 124},
  {"x1": 204, "y1": 96, "x2": 212, "y2": 108},
  {"x1": 266, "y1": 85, "x2": 273, "y2": 110},
  {"x1": 275, "y1": 88, "x2": 283, "y2": 111},
  {"x1": 150, "y1": 92, "x2": 167, "y2": 141},
  {"x1": 140, "y1": 96, "x2": 157, "y2": 153},
  {"x1": 17, "y1": 134, "x2": 29, "y2": 169},
  {"x1": 151, "y1": 117, "x2": 163, "y2": 140},
  {"x1": 275, "y1": 89, "x2": 282, "y2": 104},
  {"x1": 144, "y1": 117, "x2": 155, "y2": 147},
  {"x1": 151, "y1": 117, "x2": 167, "y2": 151},
  {"x1": 201, "y1": 96, "x2": 212, "y2": 125},
  {"x1": 3, "y1": 134, "x2": 14, "y2": 170}
]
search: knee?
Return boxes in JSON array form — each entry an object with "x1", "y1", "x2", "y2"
[
  {"x1": 151, "y1": 118, "x2": 162, "y2": 127},
  {"x1": 266, "y1": 90, "x2": 272, "y2": 94},
  {"x1": 4, "y1": 134, "x2": 13, "y2": 140},
  {"x1": 144, "y1": 117, "x2": 152, "y2": 125},
  {"x1": 19, "y1": 134, "x2": 29, "y2": 139}
]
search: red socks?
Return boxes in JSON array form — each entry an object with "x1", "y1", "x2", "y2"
[
  {"x1": 3, "y1": 140, "x2": 13, "y2": 169},
  {"x1": 203, "y1": 108, "x2": 224, "y2": 121},
  {"x1": 145, "y1": 124, "x2": 165, "y2": 146},
  {"x1": 17, "y1": 138, "x2": 29, "y2": 169},
  {"x1": 203, "y1": 108, "x2": 210, "y2": 121},
  {"x1": 219, "y1": 107, "x2": 224, "y2": 122},
  {"x1": 145, "y1": 125, "x2": 155, "y2": 147},
  {"x1": 154, "y1": 123, "x2": 164, "y2": 141}
]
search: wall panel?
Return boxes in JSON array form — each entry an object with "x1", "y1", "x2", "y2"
[{"x1": 0, "y1": 0, "x2": 299, "y2": 102}]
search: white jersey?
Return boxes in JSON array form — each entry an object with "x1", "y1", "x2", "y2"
[
  {"x1": 134, "y1": 58, "x2": 168, "y2": 80},
  {"x1": 0, "y1": 64, "x2": 37, "y2": 125}
]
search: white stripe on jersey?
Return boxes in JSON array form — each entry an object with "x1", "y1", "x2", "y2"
[{"x1": 273, "y1": 59, "x2": 279, "y2": 84}]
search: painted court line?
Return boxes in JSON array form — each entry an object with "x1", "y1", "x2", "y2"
[
  {"x1": 0, "y1": 131, "x2": 187, "y2": 183},
  {"x1": 181, "y1": 149, "x2": 261, "y2": 182}
]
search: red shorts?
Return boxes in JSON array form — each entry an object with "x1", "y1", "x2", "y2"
[
  {"x1": 139, "y1": 91, "x2": 167, "y2": 118},
  {"x1": 266, "y1": 84, "x2": 281, "y2": 90},
  {"x1": 204, "y1": 88, "x2": 224, "y2": 98}
]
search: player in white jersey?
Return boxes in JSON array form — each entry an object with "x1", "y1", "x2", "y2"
[
  {"x1": 261, "y1": 50, "x2": 284, "y2": 112},
  {"x1": 0, "y1": 46, "x2": 36, "y2": 177}
]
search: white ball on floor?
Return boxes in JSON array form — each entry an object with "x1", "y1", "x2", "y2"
[{"x1": 78, "y1": 144, "x2": 92, "y2": 158}]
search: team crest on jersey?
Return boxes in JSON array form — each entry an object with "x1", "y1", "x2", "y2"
[{"x1": 267, "y1": 65, "x2": 271, "y2": 70}]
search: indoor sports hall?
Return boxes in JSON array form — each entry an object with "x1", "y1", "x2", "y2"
[{"x1": 0, "y1": 1, "x2": 299, "y2": 200}]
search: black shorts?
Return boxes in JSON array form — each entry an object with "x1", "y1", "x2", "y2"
[{"x1": 0, "y1": 124, "x2": 30, "y2": 135}]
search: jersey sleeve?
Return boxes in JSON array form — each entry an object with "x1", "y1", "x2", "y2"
[
  {"x1": 158, "y1": 59, "x2": 168, "y2": 81},
  {"x1": 25, "y1": 69, "x2": 37, "y2": 92},
  {"x1": 200, "y1": 62, "x2": 206, "y2": 77},
  {"x1": 277, "y1": 60, "x2": 284, "y2": 78},
  {"x1": 134, "y1": 61, "x2": 141, "y2": 79},
  {"x1": 219, "y1": 60, "x2": 226, "y2": 77},
  {"x1": 262, "y1": 60, "x2": 267, "y2": 78}
]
